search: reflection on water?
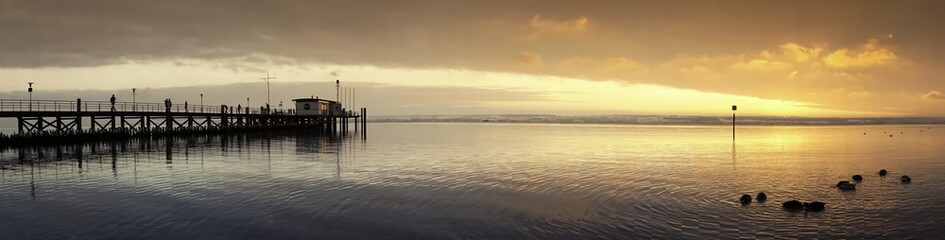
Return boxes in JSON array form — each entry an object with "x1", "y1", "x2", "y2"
[{"x1": 1, "y1": 123, "x2": 945, "y2": 239}]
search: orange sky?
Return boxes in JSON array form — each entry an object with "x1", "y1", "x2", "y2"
[{"x1": 2, "y1": 0, "x2": 945, "y2": 116}]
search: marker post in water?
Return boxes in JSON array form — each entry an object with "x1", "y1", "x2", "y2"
[{"x1": 732, "y1": 105, "x2": 737, "y2": 141}]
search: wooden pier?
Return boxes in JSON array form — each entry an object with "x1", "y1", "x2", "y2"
[{"x1": 0, "y1": 98, "x2": 365, "y2": 145}]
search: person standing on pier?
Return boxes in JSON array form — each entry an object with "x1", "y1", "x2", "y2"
[
  {"x1": 110, "y1": 94, "x2": 116, "y2": 111},
  {"x1": 237, "y1": 104, "x2": 241, "y2": 114},
  {"x1": 184, "y1": 101, "x2": 189, "y2": 112}
]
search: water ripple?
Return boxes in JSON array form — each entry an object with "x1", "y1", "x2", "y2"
[{"x1": 0, "y1": 124, "x2": 943, "y2": 238}]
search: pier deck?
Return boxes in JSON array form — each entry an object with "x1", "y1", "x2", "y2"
[{"x1": 0, "y1": 98, "x2": 366, "y2": 142}]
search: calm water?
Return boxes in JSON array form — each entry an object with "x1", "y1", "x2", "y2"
[{"x1": 1, "y1": 123, "x2": 944, "y2": 239}]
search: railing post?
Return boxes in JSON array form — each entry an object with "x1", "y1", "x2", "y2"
[
  {"x1": 76, "y1": 98, "x2": 83, "y2": 133},
  {"x1": 166, "y1": 101, "x2": 173, "y2": 132},
  {"x1": 220, "y1": 105, "x2": 229, "y2": 129}
]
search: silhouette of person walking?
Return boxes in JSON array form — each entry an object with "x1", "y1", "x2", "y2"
[
  {"x1": 237, "y1": 104, "x2": 241, "y2": 114},
  {"x1": 184, "y1": 101, "x2": 189, "y2": 112},
  {"x1": 110, "y1": 94, "x2": 116, "y2": 111}
]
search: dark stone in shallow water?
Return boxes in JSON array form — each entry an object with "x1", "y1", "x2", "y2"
[
  {"x1": 739, "y1": 194, "x2": 751, "y2": 205},
  {"x1": 901, "y1": 175, "x2": 912, "y2": 182},
  {"x1": 852, "y1": 175, "x2": 863, "y2": 181},
  {"x1": 755, "y1": 192, "x2": 767, "y2": 202},
  {"x1": 879, "y1": 169, "x2": 888, "y2": 176},
  {"x1": 836, "y1": 181, "x2": 856, "y2": 190},
  {"x1": 782, "y1": 200, "x2": 804, "y2": 211}
]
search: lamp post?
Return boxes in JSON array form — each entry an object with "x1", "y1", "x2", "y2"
[
  {"x1": 732, "y1": 105, "x2": 737, "y2": 141},
  {"x1": 27, "y1": 81, "x2": 34, "y2": 111},
  {"x1": 260, "y1": 72, "x2": 276, "y2": 107},
  {"x1": 132, "y1": 88, "x2": 136, "y2": 112},
  {"x1": 200, "y1": 93, "x2": 204, "y2": 113}
]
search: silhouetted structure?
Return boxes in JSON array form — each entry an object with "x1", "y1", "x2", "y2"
[{"x1": 0, "y1": 97, "x2": 366, "y2": 145}]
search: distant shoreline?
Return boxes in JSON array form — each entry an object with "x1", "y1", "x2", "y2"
[{"x1": 368, "y1": 115, "x2": 945, "y2": 126}]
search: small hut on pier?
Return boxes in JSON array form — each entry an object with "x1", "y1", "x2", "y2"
[{"x1": 293, "y1": 97, "x2": 342, "y2": 116}]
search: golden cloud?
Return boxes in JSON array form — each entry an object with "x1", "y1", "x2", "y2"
[
  {"x1": 514, "y1": 52, "x2": 544, "y2": 66},
  {"x1": 525, "y1": 15, "x2": 589, "y2": 37},
  {"x1": 777, "y1": 43, "x2": 823, "y2": 63},
  {"x1": 823, "y1": 39, "x2": 899, "y2": 68},
  {"x1": 496, "y1": 37, "x2": 916, "y2": 116},
  {"x1": 730, "y1": 59, "x2": 792, "y2": 72},
  {"x1": 923, "y1": 91, "x2": 945, "y2": 100},
  {"x1": 597, "y1": 57, "x2": 647, "y2": 78}
]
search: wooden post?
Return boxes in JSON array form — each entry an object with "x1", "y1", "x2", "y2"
[
  {"x1": 166, "y1": 104, "x2": 173, "y2": 132},
  {"x1": 17, "y1": 116, "x2": 23, "y2": 135},
  {"x1": 361, "y1": 108, "x2": 367, "y2": 139},
  {"x1": 221, "y1": 105, "x2": 228, "y2": 129},
  {"x1": 76, "y1": 98, "x2": 82, "y2": 133},
  {"x1": 731, "y1": 105, "x2": 737, "y2": 141}
]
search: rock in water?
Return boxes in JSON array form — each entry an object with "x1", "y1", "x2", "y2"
[
  {"x1": 739, "y1": 194, "x2": 752, "y2": 205},
  {"x1": 782, "y1": 200, "x2": 804, "y2": 211},
  {"x1": 879, "y1": 169, "x2": 888, "y2": 176},
  {"x1": 852, "y1": 175, "x2": 863, "y2": 181},
  {"x1": 901, "y1": 175, "x2": 912, "y2": 182},
  {"x1": 756, "y1": 192, "x2": 767, "y2": 202},
  {"x1": 836, "y1": 181, "x2": 856, "y2": 190}
]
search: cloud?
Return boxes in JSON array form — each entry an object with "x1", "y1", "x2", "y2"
[
  {"x1": 3, "y1": 1, "x2": 945, "y2": 115},
  {"x1": 924, "y1": 91, "x2": 945, "y2": 100},
  {"x1": 525, "y1": 15, "x2": 589, "y2": 38},
  {"x1": 598, "y1": 57, "x2": 646, "y2": 77},
  {"x1": 514, "y1": 52, "x2": 543, "y2": 66},
  {"x1": 730, "y1": 59, "x2": 792, "y2": 72},
  {"x1": 777, "y1": 43, "x2": 823, "y2": 63},
  {"x1": 823, "y1": 39, "x2": 899, "y2": 68}
]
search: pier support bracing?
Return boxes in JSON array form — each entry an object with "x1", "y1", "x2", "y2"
[{"x1": 3, "y1": 106, "x2": 361, "y2": 143}]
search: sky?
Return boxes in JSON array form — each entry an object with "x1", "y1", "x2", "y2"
[{"x1": 2, "y1": 0, "x2": 945, "y2": 116}]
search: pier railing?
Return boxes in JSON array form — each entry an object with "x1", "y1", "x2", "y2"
[
  {"x1": 0, "y1": 99, "x2": 223, "y2": 113},
  {"x1": 0, "y1": 99, "x2": 357, "y2": 116}
]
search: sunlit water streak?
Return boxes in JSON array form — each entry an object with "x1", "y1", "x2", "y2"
[{"x1": 1, "y1": 123, "x2": 944, "y2": 239}]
